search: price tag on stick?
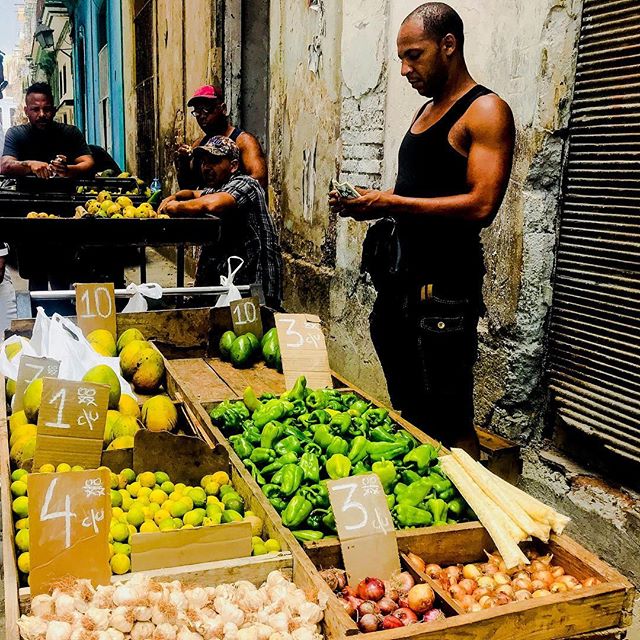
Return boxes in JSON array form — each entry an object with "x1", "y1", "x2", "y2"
[
  {"x1": 13, "y1": 355, "x2": 60, "y2": 413},
  {"x1": 328, "y1": 473, "x2": 400, "y2": 585},
  {"x1": 75, "y1": 282, "x2": 117, "y2": 339},
  {"x1": 275, "y1": 313, "x2": 332, "y2": 389},
  {"x1": 230, "y1": 296, "x2": 263, "y2": 339},
  {"x1": 33, "y1": 378, "x2": 110, "y2": 470},
  {"x1": 28, "y1": 468, "x2": 111, "y2": 595}
]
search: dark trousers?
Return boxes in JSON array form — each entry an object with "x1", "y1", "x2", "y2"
[{"x1": 370, "y1": 284, "x2": 481, "y2": 457}]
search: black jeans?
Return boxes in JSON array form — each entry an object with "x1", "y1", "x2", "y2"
[{"x1": 370, "y1": 284, "x2": 481, "y2": 453}]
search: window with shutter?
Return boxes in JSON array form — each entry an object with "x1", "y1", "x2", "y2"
[{"x1": 548, "y1": 0, "x2": 640, "y2": 479}]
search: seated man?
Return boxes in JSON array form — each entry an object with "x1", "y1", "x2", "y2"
[
  {"x1": 160, "y1": 136, "x2": 283, "y2": 309},
  {"x1": 175, "y1": 85, "x2": 267, "y2": 190}
]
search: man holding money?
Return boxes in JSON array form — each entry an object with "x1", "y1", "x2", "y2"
[{"x1": 330, "y1": 3, "x2": 515, "y2": 457}]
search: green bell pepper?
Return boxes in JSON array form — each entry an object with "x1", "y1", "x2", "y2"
[
  {"x1": 401, "y1": 469, "x2": 423, "y2": 485},
  {"x1": 261, "y1": 451, "x2": 299, "y2": 477},
  {"x1": 281, "y1": 420, "x2": 308, "y2": 442},
  {"x1": 243, "y1": 458, "x2": 266, "y2": 485},
  {"x1": 438, "y1": 488, "x2": 456, "y2": 501},
  {"x1": 427, "y1": 498, "x2": 449, "y2": 524},
  {"x1": 243, "y1": 387, "x2": 263, "y2": 413},
  {"x1": 229, "y1": 435, "x2": 254, "y2": 460},
  {"x1": 367, "y1": 441, "x2": 408, "y2": 461},
  {"x1": 308, "y1": 409, "x2": 331, "y2": 425},
  {"x1": 299, "y1": 452, "x2": 320, "y2": 483},
  {"x1": 303, "y1": 441, "x2": 323, "y2": 456},
  {"x1": 260, "y1": 421, "x2": 284, "y2": 449},
  {"x1": 299, "y1": 483, "x2": 330, "y2": 508},
  {"x1": 254, "y1": 401, "x2": 288, "y2": 429},
  {"x1": 347, "y1": 435, "x2": 369, "y2": 464},
  {"x1": 241, "y1": 423, "x2": 262, "y2": 445},
  {"x1": 249, "y1": 447, "x2": 276, "y2": 466},
  {"x1": 348, "y1": 399, "x2": 370, "y2": 417},
  {"x1": 394, "y1": 504, "x2": 434, "y2": 528},
  {"x1": 322, "y1": 508, "x2": 337, "y2": 533},
  {"x1": 274, "y1": 435, "x2": 303, "y2": 457},
  {"x1": 372, "y1": 460, "x2": 397, "y2": 493},
  {"x1": 403, "y1": 444, "x2": 439, "y2": 473},
  {"x1": 341, "y1": 392, "x2": 358, "y2": 408},
  {"x1": 428, "y1": 472, "x2": 453, "y2": 496},
  {"x1": 281, "y1": 495, "x2": 313, "y2": 528},
  {"x1": 348, "y1": 417, "x2": 368, "y2": 438},
  {"x1": 386, "y1": 494, "x2": 396, "y2": 510},
  {"x1": 262, "y1": 484, "x2": 286, "y2": 512},
  {"x1": 326, "y1": 454, "x2": 352, "y2": 479},
  {"x1": 394, "y1": 430, "x2": 417, "y2": 451},
  {"x1": 306, "y1": 508, "x2": 330, "y2": 531},
  {"x1": 330, "y1": 413, "x2": 352, "y2": 434},
  {"x1": 281, "y1": 375, "x2": 307, "y2": 402},
  {"x1": 280, "y1": 464, "x2": 304, "y2": 496},
  {"x1": 326, "y1": 399, "x2": 344, "y2": 411},
  {"x1": 326, "y1": 436, "x2": 349, "y2": 457},
  {"x1": 369, "y1": 424, "x2": 398, "y2": 443},
  {"x1": 209, "y1": 400, "x2": 234, "y2": 423},
  {"x1": 313, "y1": 424, "x2": 334, "y2": 449},
  {"x1": 305, "y1": 389, "x2": 329, "y2": 410},
  {"x1": 447, "y1": 497, "x2": 465, "y2": 519},
  {"x1": 292, "y1": 529, "x2": 324, "y2": 542},
  {"x1": 397, "y1": 479, "x2": 434, "y2": 507},
  {"x1": 394, "y1": 482, "x2": 408, "y2": 497},
  {"x1": 352, "y1": 460, "x2": 370, "y2": 475},
  {"x1": 363, "y1": 407, "x2": 389, "y2": 427}
]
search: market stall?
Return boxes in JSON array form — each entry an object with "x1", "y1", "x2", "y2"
[{"x1": 0, "y1": 304, "x2": 634, "y2": 640}]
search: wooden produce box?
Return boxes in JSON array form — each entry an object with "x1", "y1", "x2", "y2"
[{"x1": 303, "y1": 526, "x2": 634, "y2": 640}]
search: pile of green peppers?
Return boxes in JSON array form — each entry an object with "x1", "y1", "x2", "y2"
[{"x1": 209, "y1": 376, "x2": 473, "y2": 541}]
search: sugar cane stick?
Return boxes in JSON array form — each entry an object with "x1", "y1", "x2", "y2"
[
  {"x1": 440, "y1": 456, "x2": 529, "y2": 568},
  {"x1": 451, "y1": 448, "x2": 551, "y2": 542}
]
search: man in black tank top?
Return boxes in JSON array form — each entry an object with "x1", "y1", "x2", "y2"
[{"x1": 330, "y1": 3, "x2": 515, "y2": 457}]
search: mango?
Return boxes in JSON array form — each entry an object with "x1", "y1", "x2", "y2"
[
  {"x1": 119, "y1": 340, "x2": 150, "y2": 379},
  {"x1": 82, "y1": 364, "x2": 121, "y2": 409},
  {"x1": 141, "y1": 395, "x2": 177, "y2": 433},
  {"x1": 131, "y1": 348, "x2": 165, "y2": 393}
]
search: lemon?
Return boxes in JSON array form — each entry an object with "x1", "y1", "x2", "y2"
[
  {"x1": 56, "y1": 463, "x2": 71, "y2": 473},
  {"x1": 187, "y1": 487, "x2": 207, "y2": 508},
  {"x1": 158, "y1": 518, "x2": 177, "y2": 531},
  {"x1": 9, "y1": 411, "x2": 28, "y2": 432},
  {"x1": 112, "y1": 507, "x2": 124, "y2": 520},
  {"x1": 110, "y1": 490, "x2": 123, "y2": 508},
  {"x1": 154, "y1": 471, "x2": 170, "y2": 485},
  {"x1": 127, "y1": 524, "x2": 137, "y2": 536},
  {"x1": 174, "y1": 483, "x2": 186, "y2": 493},
  {"x1": 38, "y1": 463, "x2": 55, "y2": 474},
  {"x1": 148, "y1": 502, "x2": 160, "y2": 515},
  {"x1": 11, "y1": 480, "x2": 28, "y2": 497},
  {"x1": 15, "y1": 529, "x2": 29, "y2": 552},
  {"x1": 179, "y1": 496, "x2": 194, "y2": 510},
  {"x1": 111, "y1": 522, "x2": 130, "y2": 543},
  {"x1": 181, "y1": 524, "x2": 194, "y2": 529},
  {"x1": 264, "y1": 539, "x2": 281, "y2": 552},
  {"x1": 15, "y1": 517, "x2": 29, "y2": 530},
  {"x1": 182, "y1": 509, "x2": 204, "y2": 527},
  {"x1": 252, "y1": 544, "x2": 268, "y2": 556},
  {"x1": 160, "y1": 481, "x2": 175, "y2": 494},
  {"x1": 110, "y1": 553, "x2": 131, "y2": 575},
  {"x1": 109, "y1": 472, "x2": 119, "y2": 490},
  {"x1": 118, "y1": 394, "x2": 141, "y2": 418},
  {"x1": 11, "y1": 468, "x2": 28, "y2": 482},
  {"x1": 139, "y1": 520, "x2": 159, "y2": 533},
  {"x1": 137, "y1": 486, "x2": 153, "y2": 498},
  {"x1": 127, "y1": 481, "x2": 142, "y2": 497},
  {"x1": 126, "y1": 507, "x2": 145, "y2": 528},
  {"x1": 207, "y1": 496, "x2": 222, "y2": 506},
  {"x1": 169, "y1": 501, "x2": 189, "y2": 518},
  {"x1": 162, "y1": 499, "x2": 175, "y2": 513},
  {"x1": 120, "y1": 468, "x2": 136, "y2": 484},
  {"x1": 17, "y1": 552, "x2": 30, "y2": 574},
  {"x1": 10, "y1": 424, "x2": 37, "y2": 449},
  {"x1": 153, "y1": 509, "x2": 170, "y2": 525},
  {"x1": 137, "y1": 496, "x2": 150, "y2": 507},
  {"x1": 204, "y1": 481, "x2": 220, "y2": 497},
  {"x1": 113, "y1": 542, "x2": 131, "y2": 555},
  {"x1": 71, "y1": 465, "x2": 84, "y2": 472},
  {"x1": 138, "y1": 471, "x2": 156, "y2": 488},
  {"x1": 12, "y1": 496, "x2": 29, "y2": 518},
  {"x1": 200, "y1": 474, "x2": 213, "y2": 489},
  {"x1": 251, "y1": 536, "x2": 263, "y2": 546},
  {"x1": 172, "y1": 518, "x2": 183, "y2": 528},
  {"x1": 212, "y1": 471, "x2": 229, "y2": 486},
  {"x1": 169, "y1": 491, "x2": 182, "y2": 501},
  {"x1": 206, "y1": 503, "x2": 222, "y2": 518},
  {"x1": 149, "y1": 489, "x2": 168, "y2": 505}
]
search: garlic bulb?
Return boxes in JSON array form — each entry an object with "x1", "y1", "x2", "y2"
[
  {"x1": 30, "y1": 594, "x2": 55, "y2": 618},
  {"x1": 109, "y1": 607, "x2": 135, "y2": 634},
  {"x1": 92, "y1": 587, "x2": 115, "y2": 609},
  {"x1": 237, "y1": 628, "x2": 258, "y2": 640},
  {"x1": 153, "y1": 623, "x2": 177, "y2": 640},
  {"x1": 134, "y1": 606, "x2": 153, "y2": 622},
  {"x1": 84, "y1": 607, "x2": 110, "y2": 631},
  {"x1": 112, "y1": 585, "x2": 142, "y2": 608},
  {"x1": 130, "y1": 622, "x2": 156, "y2": 640},
  {"x1": 45, "y1": 620, "x2": 72, "y2": 640},
  {"x1": 295, "y1": 603, "x2": 323, "y2": 626},
  {"x1": 176, "y1": 629, "x2": 202, "y2": 640},
  {"x1": 251, "y1": 624, "x2": 273, "y2": 640},
  {"x1": 185, "y1": 588, "x2": 208, "y2": 611},
  {"x1": 54, "y1": 594, "x2": 76, "y2": 618},
  {"x1": 18, "y1": 615, "x2": 48, "y2": 640},
  {"x1": 222, "y1": 622, "x2": 239, "y2": 640}
]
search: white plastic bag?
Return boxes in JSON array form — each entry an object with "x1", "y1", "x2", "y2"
[
  {"x1": 214, "y1": 256, "x2": 244, "y2": 308},
  {"x1": 0, "y1": 335, "x2": 37, "y2": 380},
  {"x1": 122, "y1": 282, "x2": 163, "y2": 312}
]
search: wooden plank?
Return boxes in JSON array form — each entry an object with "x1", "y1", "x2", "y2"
[
  {"x1": 206, "y1": 357, "x2": 287, "y2": 397},
  {"x1": 166, "y1": 357, "x2": 235, "y2": 402}
]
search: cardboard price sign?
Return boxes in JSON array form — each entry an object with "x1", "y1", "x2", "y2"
[
  {"x1": 275, "y1": 313, "x2": 332, "y2": 389},
  {"x1": 28, "y1": 468, "x2": 111, "y2": 595},
  {"x1": 33, "y1": 378, "x2": 110, "y2": 470},
  {"x1": 230, "y1": 296, "x2": 264, "y2": 339},
  {"x1": 75, "y1": 282, "x2": 117, "y2": 338},
  {"x1": 328, "y1": 473, "x2": 400, "y2": 585},
  {"x1": 13, "y1": 355, "x2": 60, "y2": 413}
]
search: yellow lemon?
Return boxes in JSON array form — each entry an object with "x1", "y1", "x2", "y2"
[
  {"x1": 187, "y1": 487, "x2": 207, "y2": 508},
  {"x1": 149, "y1": 489, "x2": 168, "y2": 505},
  {"x1": 38, "y1": 463, "x2": 55, "y2": 474},
  {"x1": 181, "y1": 524, "x2": 194, "y2": 529},
  {"x1": 15, "y1": 517, "x2": 29, "y2": 530},
  {"x1": 169, "y1": 500, "x2": 189, "y2": 518},
  {"x1": 139, "y1": 520, "x2": 159, "y2": 533},
  {"x1": 160, "y1": 481, "x2": 175, "y2": 494},
  {"x1": 137, "y1": 486, "x2": 152, "y2": 498},
  {"x1": 174, "y1": 483, "x2": 186, "y2": 493},
  {"x1": 179, "y1": 496, "x2": 194, "y2": 511},
  {"x1": 23, "y1": 378, "x2": 43, "y2": 423},
  {"x1": 162, "y1": 499, "x2": 175, "y2": 513},
  {"x1": 127, "y1": 524, "x2": 137, "y2": 536},
  {"x1": 10, "y1": 480, "x2": 28, "y2": 498},
  {"x1": 158, "y1": 518, "x2": 177, "y2": 531},
  {"x1": 149, "y1": 503, "x2": 161, "y2": 515},
  {"x1": 56, "y1": 463, "x2": 71, "y2": 473},
  {"x1": 126, "y1": 506, "x2": 145, "y2": 528},
  {"x1": 4, "y1": 341, "x2": 23, "y2": 360},
  {"x1": 17, "y1": 552, "x2": 30, "y2": 574},
  {"x1": 110, "y1": 522, "x2": 130, "y2": 543},
  {"x1": 113, "y1": 542, "x2": 131, "y2": 556},
  {"x1": 12, "y1": 496, "x2": 29, "y2": 518},
  {"x1": 182, "y1": 509, "x2": 204, "y2": 527},
  {"x1": 169, "y1": 491, "x2": 182, "y2": 501},
  {"x1": 212, "y1": 471, "x2": 229, "y2": 486},
  {"x1": 138, "y1": 471, "x2": 156, "y2": 488},
  {"x1": 71, "y1": 465, "x2": 84, "y2": 472},
  {"x1": 108, "y1": 543, "x2": 114, "y2": 558},
  {"x1": 127, "y1": 481, "x2": 142, "y2": 497},
  {"x1": 9, "y1": 411, "x2": 28, "y2": 432},
  {"x1": 112, "y1": 507, "x2": 124, "y2": 520},
  {"x1": 264, "y1": 539, "x2": 281, "y2": 552},
  {"x1": 204, "y1": 481, "x2": 220, "y2": 496},
  {"x1": 15, "y1": 529, "x2": 29, "y2": 552},
  {"x1": 153, "y1": 509, "x2": 170, "y2": 525},
  {"x1": 120, "y1": 468, "x2": 136, "y2": 484},
  {"x1": 137, "y1": 495, "x2": 150, "y2": 507},
  {"x1": 110, "y1": 553, "x2": 131, "y2": 575}
]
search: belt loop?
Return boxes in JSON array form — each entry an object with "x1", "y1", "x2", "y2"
[{"x1": 420, "y1": 283, "x2": 433, "y2": 302}]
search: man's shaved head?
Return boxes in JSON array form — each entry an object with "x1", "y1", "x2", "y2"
[{"x1": 403, "y1": 2, "x2": 465, "y2": 51}]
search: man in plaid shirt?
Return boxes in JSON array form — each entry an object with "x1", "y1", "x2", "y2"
[{"x1": 159, "y1": 136, "x2": 283, "y2": 309}]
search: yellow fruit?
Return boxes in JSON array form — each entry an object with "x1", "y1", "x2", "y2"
[
  {"x1": 100, "y1": 200, "x2": 112, "y2": 213},
  {"x1": 87, "y1": 201, "x2": 101, "y2": 215},
  {"x1": 174, "y1": 483, "x2": 186, "y2": 493},
  {"x1": 264, "y1": 539, "x2": 281, "y2": 552},
  {"x1": 158, "y1": 518, "x2": 177, "y2": 531},
  {"x1": 6, "y1": 378, "x2": 16, "y2": 400},
  {"x1": 252, "y1": 544, "x2": 268, "y2": 556},
  {"x1": 179, "y1": 496, "x2": 194, "y2": 511},
  {"x1": 15, "y1": 517, "x2": 29, "y2": 530},
  {"x1": 10, "y1": 423, "x2": 37, "y2": 448},
  {"x1": 112, "y1": 414, "x2": 140, "y2": 440},
  {"x1": 153, "y1": 509, "x2": 170, "y2": 525},
  {"x1": 107, "y1": 435, "x2": 135, "y2": 451},
  {"x1": 57, "y1": 463, "x2": 71, "y2": 473},
  {"x1": 181, "y1": 524, "x2": 194, "y2": 529},
  {"x1": 104, "y1": 410, "x2": 121, "y2": 443},
  {"x1": 11, "y1": 468, "x2": 28, "y2": 482},
  {"x1": 118, "y1": 395, "x2": 140, "y2": 418},
  {"x1": 137, "y1": 486, "x2": 152, "y2": 498},
  {"x1": 112, "y1": 507, "x2": 124, "y2": 520},
  {"x1": 119, "y1": 340, "x2": 150, "y2": 379},
  {"x1": 4, "y1": 341, "x2": 23, "y2": 360},
  {"x1": 212, "y1": 471, "x2": 229, "y2": 486},
  {"x1": 131, "y1": 348, "x2": 165, "y2": 393},
  {"x1": 15, "y1": 529, "x2": 29, "y2": 552},
  {"x1": 23, "y1": 378, "x2": 43, "y2": 423},
  {"x1": 87, "y1": 329, "x2": 117, "y2": 357},
  {"x1": 10, "y1": 436, "x2": 36, "y2": 467},
  {"x1": 137, "y1": 495, "x2": 150, "y2": 507},
  {"x1": 9, "y1": 410, "x2": 28, "y2": 432},
  {"x1": 204, "y1": 481, "x2": 220, "y2": 496},
  {"x1": 138, "y1": 471, "x2": 156, "y2": 488},
  {"x1": 149, "y1": 489, "x2": 168, "y2": 505},
  {"x1": 139, "y1": 520, "x2": 159, "y2": 533},
  {"x1": 141, "y1": 395, "x2": 178, "y2": 433},
  {"x1": 71, "y1": 465, "x2": 84, "y2": 472},
  {"x1": 187, "y1": 487, "x2": 207, "y2": 508},
  {"x1": 111, "y1": 522, "x2": 130, "y2": 542},
  {"x1": 91, "y1": 343, "x2": 112, "y2": 357},
  {"x1": 110, "y1": 553, "x2": 130, "y2": 575},
  {"x1": 82, "y1": 364, "x2": 121, "y2": 409},
  {"x1": 17, "y1": 552, "x2": 30, "y2": 574},
  {"x1": 128, "y1": 481, "x2": 142, "y2": 497},
  {"x1": 38, "y1": 463, "x2": 55, "y2": 473},
  {"x1": 183, "y1": 509, "x2": 204, "y2": 527},
  {"x1": 126, "y1": 506, "x2": 145, "y2": 528},
  {"x1": 96, "y1": 190, "x2": 112, "y2": 203},
  {"x1": 199, "y1": 475, "x2": 213, "y2": 489},
  {"x1": 116, "y1": 196, "x2": 133, "y2": 208},
  {"x1": 169, "y1": 501, "x2": 189, "y2": 518},
  {"x1": 106, "y1": 203, "x2": 122, "y2": 217},
  {"x1": 11, "y1": 480, "x2": 28, "y2": 497},
  {"x1": 120, "y1": 468, "x2": 136, "y2": 484},
  {"x1": 12, "y1": 496, "x2": 29, "y2": 518}
]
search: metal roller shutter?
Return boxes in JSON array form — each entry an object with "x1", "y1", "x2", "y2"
[{"x1": 548, "y1": 0, "x2": 640, "y2": 469}]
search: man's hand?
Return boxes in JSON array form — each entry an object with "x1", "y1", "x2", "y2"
[
  {"x1": 329, "y1": 187, "x2": 390, "y2": 221},
  {"x1": 28, "y1": 160, "x2": 53, "y2": 179},
  {"x1": 0, "y1": 256, "x2": 6, "y2": 283},
  {"x1": 50, "y1": 155, "x2": 69, "y2": 177},
  {"x1": 158, "y1": 195, "x2": 177, "y2": 214},
  {"x1": 174, "y1": 144, "x2": 193, "y2": 165},
  {"x1": 161, "y1": 201, "x2": 181, "y2": 217}
]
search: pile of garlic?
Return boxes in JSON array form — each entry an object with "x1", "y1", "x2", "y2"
[{"x1": 18, "y1": 570, "x2": 325, "y2": 640}]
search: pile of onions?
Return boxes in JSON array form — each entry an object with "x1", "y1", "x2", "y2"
[
  {"x1": 320, "y1": 571, "x2": 445, "y2": 633},
  {"x1": 407, "y1": 549, "x2": 602, "y2": 613}
]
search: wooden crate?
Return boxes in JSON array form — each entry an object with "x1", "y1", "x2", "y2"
[{"x1": 302, "y1": 526, "x2": 635, "y2": 640}]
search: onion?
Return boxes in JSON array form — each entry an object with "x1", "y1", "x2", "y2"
[
  {"x1": 462, "y1": 564, "x2": 482, "y2": 580},
  {"x1": 393, "y1": 608, "x2": 418, "y2": 625},
  {"x1": 532, "y1": 589, "x2": 551, "y2": 598},
  {"x1": 514, "y1": 571, "x2": 529, "y2": 581},
  {"x1": 472, "y1": 588, "x2": 491, "y2": 599},
  {"x1": 495, "y1": 585, "x2": 514, "y2": 598},
  {"x1": 357, "y1": 577, "x2": 386, "y2": 602},
  {"x1": 485, "y1": 552, "x2": 502, "y2": 566},
  {"x1": 444, "y1": 566, "x2": 461, "y2": 583},
  {"x1": 407, "y1": 584, "x2": 435, "y2": 613},
  {"x1": 358, "y1": 613, "x2": 381, "y2": 633},
  {"x1": 469, "y1": 603, "x2": 483, "y2": 612},
  {"x1": 383, "y1": 581, "x2": 399, "y2": 602},
  {"x1": 582, "y1": 577, "x2": 601, "y2": 588},
  {"x1": 493, "y1": 572, "x2": 510, "y2": 586},
  {"x1": 458, "y1": 579, "x2": 477, "y2": 595},
  {"x1": 458, "y1": 595, "x2": 476, "y2": 611},
  {"x1": 532, "y1": 570, "x2": 553, "y2": 587},
  {"x1": 424, "y1": 564, "x2": 442, "y2": 579},
  {"x1": 406, "y1": 552, "x2": 426, "y2": 573},
  {"x1": 341, "y1": 586, "x2": 358, "y2": 599},
  {"x1": 339, "y1": 596, "x2": 357, "y2": 619},
  {"x1": 382, "y1": 614, "x2": 404, "y2": 629},
  {"x1": 397, "y1": 595, "x2": 410, "y2": 609},
  {"x1": 481, "y1": 563, "x2": 498, "y2": 576},
  {"x1": 392, "y1": 572, "x2": 415, "y2": 594},
  {"x1": 477, "y1": 576, "x2": 496, "y2": 591},
  {"x1": 514, "y1": 589, "x2": 532, "y2": 601},
  {"x1": 551, "y1": 566, "x2": 565, "y2": 579},
  {"x1": 449, "y1": 584, "x2": 465, "y2": 601},
  {"x1": 320, "y1": 569, "x2": 347, "y2": 592},
  {"x1": 530, "y1": 580, "x2": 547, "y2": 592},
  {"x1": 423, "y1": 608, "x2": 446, "y2": 623},
  {"x1": 479, "y1": 595, "x2": 497, "y2": 609},
  {"x1": 495, "y1": 592, "x2": 512, "y2": 606},
  {"x1": 550, "y1": 581, "x2": 568, "y2": 593},
  {"x1": 377, "y1": 596, "x2": 398, "y2": 615},
  {"x1": 512, "y1": 578, "x2": 532, "y2": 592},
  {"x1": 558, "y1": 575, "x2": 580, "y2": 589},
  {"x1": 358, "y1": 601, "x2": 380, "y2": 617}
]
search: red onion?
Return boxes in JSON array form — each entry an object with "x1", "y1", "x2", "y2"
[
  {"x1": 357, "y1": 577, "x2": 385, "y2": 602},
  {"x1": 341, "y1": 586, "x2": 358, "y2": 599},
  {"x1": 377, "y1": 596, "x2": 398, "y2": 615},
  {"x1": 343, "y1": 595, "x2": 363, "y2": 618},
  {"x1": 393, "y1": 608, "x2": 418, "y2": 625},
  {"x1": 397, "y1": 595, "x2": 410, "y2": 609},
  {"x1": 383, "y1": 581, "x2": 399, "y2": 602},
  {"x1": 358, "y1": 613, "x2": 381, "y2": 633},
  {"x1": 358, "y1": 600, "x2": 380, "y2": 617},
  {"x1": 339, "y1": 596, "x2": 357, "y2": 619},
  {"x1": 423, "y1": 608, "x2": 446, "y2": 623},
  {"x1": 382, "y1": 614, "x2": 404, "y2": 629},
  {"x1": 392, "y1": 572, "x2": 415, "y2": 594}
]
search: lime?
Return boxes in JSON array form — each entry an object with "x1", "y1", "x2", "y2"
[
  {"x1": 120, "y1": 468, "x2": 136, "y2": 484},
  {"x1": 169, "y1": 501, "x2": 189, "y2": 518},
  {"x1": 127, "y1": 481, "x2": 141, "y2": 497},
  {"x1": 174, "y1": 483, "x2": 186, "y2": 493},
  {"x1": 12, "y1": 496, "x2": 29, "y2": 518},
  {"x1": 153, "y1": 509, "x2": 170, "y2": 525},
  {"x1": 11, "y1": 468, "x2": 28, "y2": 482},
  {"x1": 126, "y1": 507, "x2": 145, "y2": 528},
  {"x1": 199, "y1": 474, "x2": 213, "y2": 489},
  {"x1": 111, "y1": 522, "x2": 130, "y2": 543},
  {"x1": 158, "y1": 518, "x2": 177, "y2": 531},
  {"x1": 182, "y1": 524, "x2": 194, "y2": 529},
  {"x1": 172, "y1": 518, "x2": 183, "y2": 528},
  {"x1": 179, "y1": 496, "x2": 194, "y2": 511},
  {"x1": 182, "y1": 509, "x2": 204, "y2": 527},
  {"x1": 149, "y1": 503, "x2": 161, "y2": 515},
  {"x1": 219, "y1": 331, "x2": 236, "y2": 359},
  {"x1": 111, "y1": 490, "x2": 123, "y2": 508},
  {"x1": 17, "y1": 552, "x2": 30, "y2": 574},
  {"x1": 206, "y1": 503, "x2": 222, "y2": 518},
  {"x1": 264, "y1": 539, "x2": 281, "y2": 552},
  {"x1": 15, "y1": 529, "x2": 29, "y2": 552},
  {"x1": 56, "y1": 463, "x2": 71, "y2": 473},
  {"x1": 110, "y1": 553, "x2": 131, "y2": 575},
  {"x1": 138, "y1": 471, "x2": 156, "y2": 488},
  {"x1": 252, "y1": 544, "x2": 268, "y2": 556},
  {"x1": 113, "y1": 542, "x2": 131, "y2": 555},
  {"x1": 204, "y1": 481, "x2": 220, "y2": 497},
  {"x1": 110, "y1": 472, "x2": 119, "y2": 490},
  {"x1": 251, "y1": 536, "x2": 263, "y2": 546},
  {"x1": 140, "y1": 520, "x2": 159, "y2": 533},
  {"x1": 160, "y1": 481, "x2": 175, "y2": 494},
  {"x1": 38, "y1": 463, "x2": 55, "y2": 474},
  {"x1": 149, "y1": 489, "x2": 168, "y2": 505},
  {"x1": 187, "y1": 487, "x2": 207, "y2": 508},
  {"x1": 15, "y1": 517, "x2": 29, "y2": 530},
  {"x1": 11, "y1": 480, "x2": 28, "y2": 497},
  {"x1": 154, "y1": 471, "x2": 170, "y2": 485},
  {"x1": 203, "y1": 513, "x2": 221, "y2": 525}
]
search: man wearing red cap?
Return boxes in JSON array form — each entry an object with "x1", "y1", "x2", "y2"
[{"x1": 175, "y1": 85, "x2": 267, "y2": 190}]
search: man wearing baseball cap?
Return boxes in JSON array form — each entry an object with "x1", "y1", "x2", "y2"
[
  {"x1": 175, "y1": 85, "x2": 267, "y2": 190},
  {"x1": 160, "y1": 136, "x2": 282, "y2": 308}
]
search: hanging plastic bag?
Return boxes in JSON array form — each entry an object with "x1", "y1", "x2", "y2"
[
  {"x1": 214, "y1": 256, "x2": 244, "y2": 308},
  {"x1": 122, "y1": 282, "x2": 164, "y2": 312},
  {"x1": 0, "y1": 335, "x2": 37, "y2": 380}
]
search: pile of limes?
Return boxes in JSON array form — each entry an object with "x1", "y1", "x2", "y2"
[{"x1": 10, "y1": 464, "x2": 282, "y2": 580}]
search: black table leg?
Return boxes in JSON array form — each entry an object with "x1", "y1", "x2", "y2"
[{"x1": 140, "y1": 246, "x2": 147, "y2": 283}]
